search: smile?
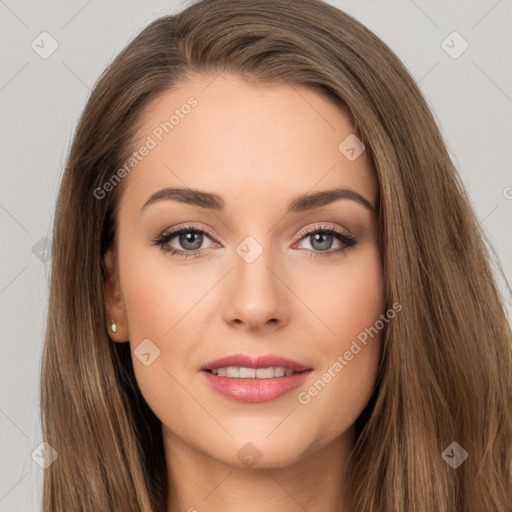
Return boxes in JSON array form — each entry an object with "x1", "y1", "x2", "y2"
[{"x1": 200, "y1": 353, "x2": 313, "y2": 403}]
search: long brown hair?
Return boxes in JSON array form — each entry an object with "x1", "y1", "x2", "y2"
[{"x1": 41, "y1": 0, "x2": 512, "y2": 510}]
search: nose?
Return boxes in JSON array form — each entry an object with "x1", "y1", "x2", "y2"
[{"x1": 222, "y1": 243, "x2": 291, "y2": 332}]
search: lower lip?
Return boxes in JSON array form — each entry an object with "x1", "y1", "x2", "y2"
[{"x1": 200, "y1": 370, "x2": 312, "y2": 403}]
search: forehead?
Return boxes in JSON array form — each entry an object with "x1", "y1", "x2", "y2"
[{"x1": 119, "y1": 73, "x2": 376, "y2": 217}]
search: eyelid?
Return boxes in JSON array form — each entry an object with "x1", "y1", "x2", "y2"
[
  {"x1": 296, "y1": 222, "x2": 353, "y2": 239},
  {"x1": 160, "y1": 222, "x2": 219, "y2": 241}
]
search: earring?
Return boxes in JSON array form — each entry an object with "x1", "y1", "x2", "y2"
[{"x1": 110, "y1": 319, "x2": 117, "y2": 333}]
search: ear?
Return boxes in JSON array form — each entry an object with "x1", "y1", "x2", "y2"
[{"x1": 103, "y1": 249, "x2": 129, "y2": 342}]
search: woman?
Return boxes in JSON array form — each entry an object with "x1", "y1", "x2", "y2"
[{"x1": 41, "y1": 0, "x2": 512, "y2": 510}]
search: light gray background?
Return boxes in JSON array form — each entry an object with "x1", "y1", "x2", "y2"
[{"x1": 1, "y1": 0, "x2": 511, "y2": 510}]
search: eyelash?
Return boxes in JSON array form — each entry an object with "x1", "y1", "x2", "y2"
[{"x1": 151, "y1": 223, "x2": 358, "y2": 259}]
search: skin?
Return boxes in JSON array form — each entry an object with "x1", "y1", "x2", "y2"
[{"x1": 104, "y1": 73, "x2": 385, "y2": 512}]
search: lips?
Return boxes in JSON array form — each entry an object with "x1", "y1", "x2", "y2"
[
  {"x1": 200, "y1": 353, "x2": 312, "y2": 372},
  {"x1": 200, "y1": 353, "x2": 313, "y2": 403}
]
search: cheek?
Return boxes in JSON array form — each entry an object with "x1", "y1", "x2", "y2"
[
  {"x1": 294, "y1": 247, "x2": 384, "y2": 433},
  {"x1": 119, "y1": 241, "x2": 203, "y2": 339},
  {"x1": 121, "y1": 269, "x2": 176, "y2": 336},
  {"x1": 324, "y1": 248, "x2": 384, "y2": 340},
  {"x1": 297, "y1": 243, "x2": 384, "y2": 350},
  {"x1": 117, "y1": 243, "x2": 217, "y2": 402}
]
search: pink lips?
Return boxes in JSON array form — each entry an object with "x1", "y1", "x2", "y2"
[{"x1": 200, "y1": 353, "x2": 313, "y2": 403}]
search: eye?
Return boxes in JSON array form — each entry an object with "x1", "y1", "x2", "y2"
[
  {"x1": 294, "y1": 224, "x2": 357, "y2": 258},
  {"x1": 152, "y1": 224, "x2": 218, "y2": 259}
]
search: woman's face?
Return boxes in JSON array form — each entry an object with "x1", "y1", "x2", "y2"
[{"x1": 104, "y1": 73, "x2": 384, "y2": 468}]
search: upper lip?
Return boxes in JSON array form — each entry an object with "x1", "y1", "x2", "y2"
[{"x1": 201, "y1": 353, "x2": 312, "y2": 372}]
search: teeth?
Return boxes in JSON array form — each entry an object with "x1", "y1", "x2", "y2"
[
  {"x1": 274, "y1": 367, "x2": 285, "y2": 377},
  {"x1": 240, "y1": 367, "x2": 256, "y2": 378},
  {"x1": 209, "y1": 366, "x2": 298, "y2": 378},
  {"x1": 226, "y1": 366, "x2": 240, "y2": 378},
  {"x1": 256, "y1": 367, "x2": 274, "y2": 378}
]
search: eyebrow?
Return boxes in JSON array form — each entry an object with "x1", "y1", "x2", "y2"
[{"x1": 141, "y1": 186, "x2": 375, "y2": 214}]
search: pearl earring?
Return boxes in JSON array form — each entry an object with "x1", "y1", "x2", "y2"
[{"x1": 110, "y1": 319, "x2": 117, "y2": 333}]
